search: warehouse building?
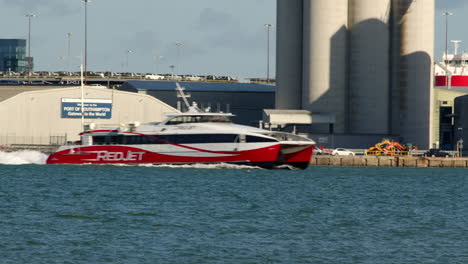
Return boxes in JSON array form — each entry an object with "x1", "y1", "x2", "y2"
[{"x1": 0, "y1": 85, "x2": 176, "y2": 145}]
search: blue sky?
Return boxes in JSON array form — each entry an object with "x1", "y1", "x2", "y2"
[
  {"x1": 435, "y1": 0, "x2": 468, "y2": 60},
  {"x1": 0, "y1": 0, "x2": 275, "y2": 79},
  {"x1": 0, "y1": 0, "x2": 462, "y2": 78}
]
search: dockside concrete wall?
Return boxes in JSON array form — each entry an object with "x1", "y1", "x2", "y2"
[{"x1": 311, "y1": 156, "x2": 468, "y2": 168}]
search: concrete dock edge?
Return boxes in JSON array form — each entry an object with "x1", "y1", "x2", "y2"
[{"x1": 311, "y1": 156, "x2": 468, "y2": 168}]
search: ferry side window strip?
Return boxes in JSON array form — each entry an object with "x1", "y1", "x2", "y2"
[{"x1": 92, "y1": 134, "x2": 275, "y2": 145}]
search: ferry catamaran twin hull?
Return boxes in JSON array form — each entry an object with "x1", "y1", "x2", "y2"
[{"x1": 47, "y1": 85, "x2": 315, "y2": 169}]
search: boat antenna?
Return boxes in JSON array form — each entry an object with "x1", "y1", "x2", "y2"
[{"x1": 176, "y1": 83, "x2": 191, "y2": 109}]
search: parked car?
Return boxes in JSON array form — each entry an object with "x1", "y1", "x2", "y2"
[
  {"x1": 423, "y1": 149, "x2": 450, "y2": 157},
  {"x1": 314, "y1": 146, "x2": 323, "y2": 155},
  {"x1": 332, "y1": 148, "x2": 355, "y2": 156},
  {"x1": 145, "y1": 74, "x2": 164, "y2": 80}
]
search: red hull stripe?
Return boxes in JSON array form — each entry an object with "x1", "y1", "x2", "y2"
[{"x1": 46, "y1": 145, "x2": 282, "y2": 164}]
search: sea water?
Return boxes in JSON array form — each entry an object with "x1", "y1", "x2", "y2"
[{"x1": 0, "y1": 151, "x2": 466, "y2": 263}]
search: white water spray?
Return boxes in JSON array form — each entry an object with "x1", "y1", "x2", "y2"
[
  {"x1": 0, "y1": 150, "x2": 48, "y2": 165},
  {"x1": 105, "y1": 163, "x2": 264, "y2": 170}
]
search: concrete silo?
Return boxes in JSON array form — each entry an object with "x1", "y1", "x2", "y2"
[
  {"x1": 348, "y1": 0, "x2": 392, "y2": 134},
  {"x1": 275, "y1": 0, "x2": 303, "y2": 109},
  {"x1": 302, "y1": 0, "x2": 348, "y2": 133},
  {"x1": 397, "y1": 0, "x2": 434, "y2": 148}
]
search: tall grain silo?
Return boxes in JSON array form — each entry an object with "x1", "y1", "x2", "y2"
[
  {"x1": 275, "y1": 0, "x2": 303, "y2": 109},
  {"x1": 302, "y1": 0, "x2": 348, "y2": 133},
  {"x1": 348, "y1": 0, "x2": 392, "y2": 134},
  {"x1": 397, "y1": 0, "x2": 434, "y2": 148}
]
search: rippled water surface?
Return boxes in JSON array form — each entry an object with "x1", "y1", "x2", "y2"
[{"x1": 0, "y1": 160, "x2": 467, "y2": 263}]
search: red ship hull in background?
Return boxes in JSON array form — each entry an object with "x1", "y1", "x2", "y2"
[{"x1": 435, "y1": 40, "x2": 468, "y2": 88}]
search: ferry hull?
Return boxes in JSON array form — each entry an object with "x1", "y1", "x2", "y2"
[
  {"x1": 46, "y1": 143, "x2": 314, "y2": 169},
  {"x1": 47, "y1": 144, "x2": 281, "y2": 167}
]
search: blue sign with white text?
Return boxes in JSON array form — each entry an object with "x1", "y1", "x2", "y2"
[{"x1": 61, "y1": 98, "x2": 112, "y2": 119}]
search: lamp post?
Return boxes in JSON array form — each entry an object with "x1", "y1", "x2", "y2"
[
  {"x1": 443, "y1": 11, "x2": 453, "y2": 90},
  {"x1": 169, "y1": 65, "x2": 175, "y2": 80},
  {"x1": 83, "y1": 0, "x2": 91, "y2": 83},
  {"x1": 458, "y1": 127, "x2": 463, "y2": 157},
  {"x1": 153, "y1": 55, "x2": 163, "y2": 75},
  {"x1": 443, "y1": 12, "x2": 452, "y2": 64},
  {"x1": 264, "y1": 23, "x2": 272, "y2": 83},
  {"x1": 126, "y1": 50, "x2": 133, "y2": 72},
  {"x1": 66, "y1": 33, "x2": 72, "y2": 74},
  {"x1": 25, "y1": 13, "x2": 35, "y2": 83},
  {"x1": 175, "y1": 42, "x2": 183, "y2": 76}
]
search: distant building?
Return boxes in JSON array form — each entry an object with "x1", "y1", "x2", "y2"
[{"x1": 0, "y1": 39, "x2": 28, "y2": 73}]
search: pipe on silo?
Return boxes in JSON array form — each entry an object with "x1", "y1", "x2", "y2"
[
  {"x1": 275, "y1": 0, "x2": 303, "y2": 109},
  {"x1": 397, "y1": 0, "x2": 435, "y2": 149},
  {"x1": 348, "y1": 0, "x2": 391, "y2": 134},
  {"x1": 302, "y1": 0, "x2": 349, "y2": 133}
]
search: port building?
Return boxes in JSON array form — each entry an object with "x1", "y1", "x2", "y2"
[
  {"x1": 276, "y1": 0, "x2": 434, "y2": 149},
  {"x1": 0, "y1": 85, "x2": 176, "y2": 145}
]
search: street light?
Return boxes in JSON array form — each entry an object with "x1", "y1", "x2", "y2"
[
  {"x1": 25, "y1": 13, "x2": 35, "y2": 82},
  {"x1": 458, "y1": 127, "x2": 463, "y2": 157},
  {"x1": 153, "y1": 55, "x2": 163, "y2": 75},
  {"x1": 175, "y1": 42, "x2": 183, "y2": 76},
  {"x1": 443, "y1": 11, "x2": 452, "y2": 65},
  {"x1": 66, "y1": 33, "x2": 72, "y2": 74},
  {"x1": 169, "y1": 65, "x2": 175, "y2": 79},
  {"x1": 264, "y1": 23, "x2": 272, "y2": 83},
  {"x1": 126, "y1": 50, "x2": 133, "y2": 72},
  {"x1": 82, "y1": 0, "x2": 92, "y2": 83}
]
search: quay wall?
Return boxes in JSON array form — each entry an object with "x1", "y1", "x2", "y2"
[{"x1": 311, "y1": 156, "x2": 468, "y2": 168}]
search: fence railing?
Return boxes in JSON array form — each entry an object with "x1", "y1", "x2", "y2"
[{"x1": 0, "y1": 134, "x2": 67, "y2": 146}]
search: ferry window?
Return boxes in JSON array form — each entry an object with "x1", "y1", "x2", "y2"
[
  {"x1": 205, "y1": 116, "x2": 231, "y2": 123},
  {"x1": 93, "y1": 136, "x2": 106, "y2": 145},
  {"x1": 94, "y1": 134, "x2": 240, "y2": 145},
  {"x1": 92, "y1": 135, "x2": 124, "y2": 144},
  {"x1": 246, "y1": 135, "x2": 277, "y2": 143},
  {"x1": 166, "y1": 115, "x2": 232, "y2": 125},
  {"x1": 170, "y1": 134, "x2": 238, "y2": 144}
]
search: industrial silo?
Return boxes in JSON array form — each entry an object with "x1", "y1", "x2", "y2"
[
  {"x1": 302, "y1": 0, "x2": 348, "y2": 133},
  {"x1": 397, "y1": 0, "x2": 435, "y2": 149},
  {"x1": 275, "y1": 0, "x2": 303, "y2": 109},
  {"x1": 348, "y1": 0, "x2": 392, "y2": 134}
]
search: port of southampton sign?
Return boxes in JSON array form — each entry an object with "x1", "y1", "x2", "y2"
[{"x1": 61, "y1": 98, "x2": 112, "y2": 119}]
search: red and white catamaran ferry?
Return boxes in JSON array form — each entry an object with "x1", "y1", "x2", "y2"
[{"x1": 46, "y1": 85, "x2": 315, "y2": 169}]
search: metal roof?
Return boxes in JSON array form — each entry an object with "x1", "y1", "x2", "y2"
[{"x1": 126, "y1": 81, "x2": 276, "y2": 93}]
